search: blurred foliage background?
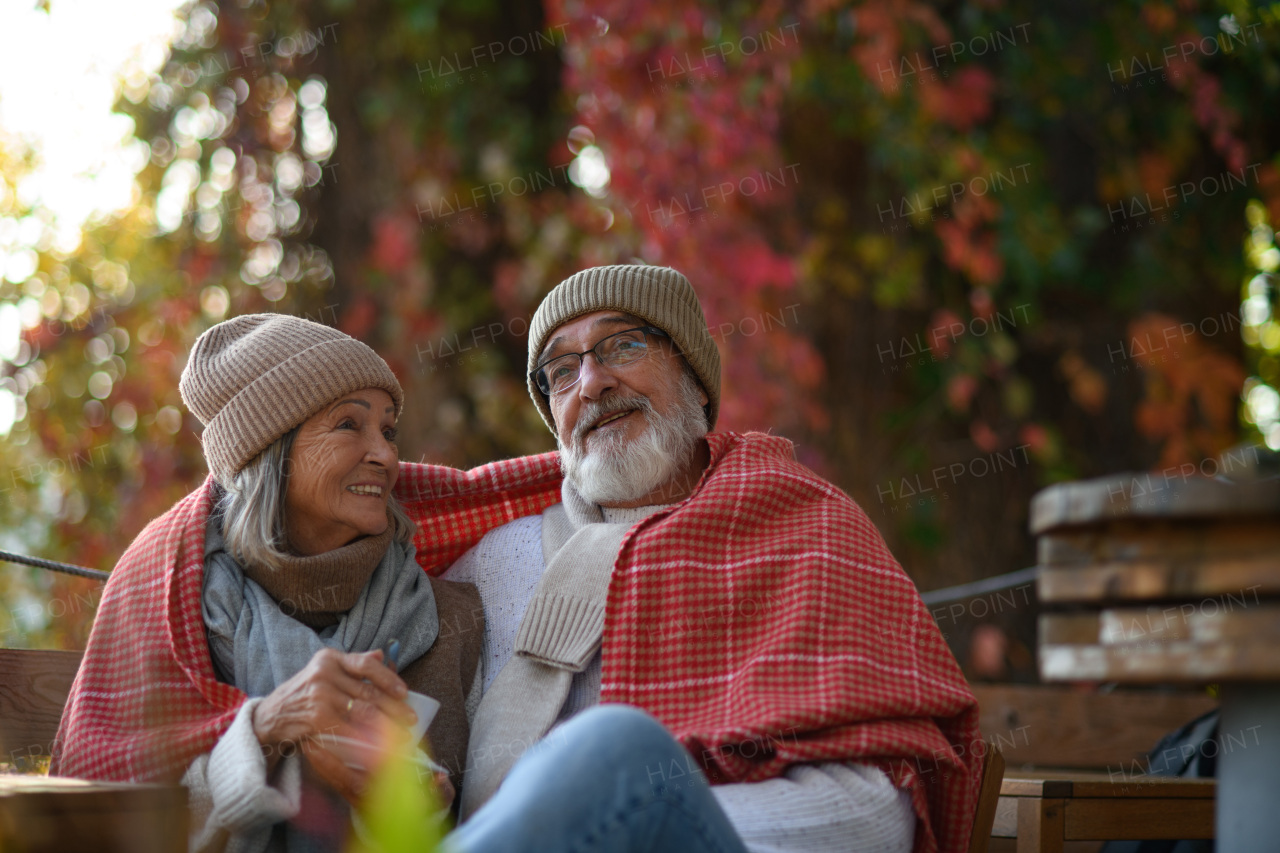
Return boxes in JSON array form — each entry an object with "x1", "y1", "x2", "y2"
[{"x1": 1, "y1": 0, "x2": 1278, "y2": 678}]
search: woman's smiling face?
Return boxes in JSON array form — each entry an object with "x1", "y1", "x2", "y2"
[{"x1": 284, "y1": 387, "x2": 399, "y2": 555}]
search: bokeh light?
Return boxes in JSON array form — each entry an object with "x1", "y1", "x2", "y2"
[{"x1": 0, "y1": 0, "x2": 187, "y2": 250}]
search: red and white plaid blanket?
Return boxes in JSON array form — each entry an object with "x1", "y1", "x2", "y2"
[
  {"x1": 55, "y1": 431, "x2": 977, "y2": 851},
  {"x1": 588, "y1": 432, "x2": 980, "y2": 853},
  {"x1": 50, "y1": 454, "x2": 562, "y2": 782}
]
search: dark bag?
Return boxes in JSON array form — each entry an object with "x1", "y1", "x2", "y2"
[{"x1": 1099, "y1": 707, "x2": 1218, "y2": 853}]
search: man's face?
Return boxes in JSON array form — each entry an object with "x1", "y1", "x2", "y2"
[
  {"x1": 539, "y1": 310, "x2": 710, "y2": 506},
  {"x1": 541, "y1": 311, "x2": 707, "y2": 454}
]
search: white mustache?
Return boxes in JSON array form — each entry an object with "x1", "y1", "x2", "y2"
[{"x1": 571, "y1": 394, "x2": 653, "y2": 444}]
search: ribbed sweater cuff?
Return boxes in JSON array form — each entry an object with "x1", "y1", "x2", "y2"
[
  {"x1": 207, "y1": 698, "x2": 303, "y2": 832},
  {"x1": 514, "y1": 594, "x2": 606, "y2": 672}
]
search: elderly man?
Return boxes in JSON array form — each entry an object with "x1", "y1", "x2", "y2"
[{"x1": 441, "y1": 265, "x2": 981, "y2": 853}]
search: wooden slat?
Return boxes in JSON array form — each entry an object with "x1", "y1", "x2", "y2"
[
  {"x1": 1030, "y1": 475, "x2": 1280, "y2": 534},
  {"x1": 1062, "y1": 798, "x2": 1215, "y2": 840},
  {"x1": 991, "y1": 797, "x2": 1018, "y2": 838},
  {"x1": 1059, "y1": 776, "x2": 1214, "y2": 799},
  {"x1": 1001, "y1": 772, "x2": 1213, "y2": 799},
  {"x1": 0, "y1": 775, "x2": 180, "y2": 798},
  {"x1": 1099, "y1": 604, "x2": 1280, "y2": 644},
  {"x1": 972, "y1": 684, "x2": 1216, "y2": 768},
  {"x1": 0, "y1": 649, "x2": 82, "y2": 762},
  {"x1": 1001, "y1": 776, "x2": 1074, "y2": 798},
  {"x1": 1040, "y1": 640, "x2": 1280, "y2": 683},
  {"x1": 0, "y1": 776, "x2": 187, "y2": 853},
  {"x1": 1017, "y1": 797, "x2": 1065, "y2": 853},
  {"x1": 1037, "y1": 605, "x2": 1280, "y2": 649},
  {"x1": 1037, "y1": 519, "x2": 1280, "y2": 568},
  {"x1": 1039, "y1": 560, "x2": 1280, "y2": 604},
  {"x1": 1038, "y1": 613, "x2": 1099, "y2": 645},
  {"x1": 968, "y1": 745, "x2": 1005, "y2": 853}
]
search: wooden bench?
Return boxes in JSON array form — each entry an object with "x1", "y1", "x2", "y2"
[
  {"x1": 1031, "y1": 473, "x2": 1280, "y2": 848},
  {"x1": 0, "y1": 775, "x2": 188, "y2": 853},
  {"x1": 0, "y1": 648, "x2": 186, "y2": 853},
  {"x1": 17, "y1": 650, "x2": 1208, "y2": 851},
  {"x1": 2, "y1": 647, "x2": 1010, "y2": 850},
  {"x1": 972, "y1": 683, "x2": 1218, "y2": 852},
  {"x1": 0, "y1": 648, "x2": 81, "y2": 769}
]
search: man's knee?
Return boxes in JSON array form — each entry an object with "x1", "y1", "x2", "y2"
[{"x1": 553, "y1": 704, "x2": 678, "y2": 760}]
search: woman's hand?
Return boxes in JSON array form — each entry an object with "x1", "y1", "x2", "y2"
[
  {"x1": 300, "y1": 737, "x2": 367, "y2": 805},
  {"x1": 251, "y1": 647, "x2": 417, "y2": 796}
]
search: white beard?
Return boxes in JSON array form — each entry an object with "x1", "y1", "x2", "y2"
[{"x1": 560, "y1": 370, "x2": 708, "y2": 506}]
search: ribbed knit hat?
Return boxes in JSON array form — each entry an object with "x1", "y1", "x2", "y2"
[
  {"x1": 179, "y1": 313, "x2": 404, "y2": 486},
  {"x1": 527, "y1": 265, "x2": 720, "y2": 433}
]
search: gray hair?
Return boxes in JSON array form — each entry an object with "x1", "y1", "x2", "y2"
[{"x1": 216, "y1": 427, "x2": 415, "y2": 571}]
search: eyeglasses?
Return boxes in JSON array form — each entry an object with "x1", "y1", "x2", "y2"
[{"x1": 531, "y1": 326, "x2": 669, "y2": 396}]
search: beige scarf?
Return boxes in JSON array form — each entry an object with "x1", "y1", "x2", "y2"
[{"x1": 459, "y1": 482, "x2": 632, "y2": 818}]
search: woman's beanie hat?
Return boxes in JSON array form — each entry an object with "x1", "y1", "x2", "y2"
[
  {"x1": 527, "y1": 265, "x2": 720, "y2": 433},
  {"x1": 179, "y1": 313, "x2": 404, "y2": 486}
]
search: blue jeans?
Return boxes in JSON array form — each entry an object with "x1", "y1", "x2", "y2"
[{"x1": 447, "y1": 704, "x2": 749, "y2": 853}]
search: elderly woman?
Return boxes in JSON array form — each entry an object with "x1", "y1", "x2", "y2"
[{"x1": 52, "y1": 314, "x2": 563, "y2": 852}]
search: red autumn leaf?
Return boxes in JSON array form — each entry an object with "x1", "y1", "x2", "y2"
[
  {"x1": 970, "y1": 419, "x2": 1001, "y2": 453},
  {"x1": 338, "y1": 295, "x2": 378, "y2": 340},
  {"x1": 920, "y1": 66, "x2": 995, "y2": 132},
  {"x1": 370, "y1": 214, "x2": 418, "y2": 274},
  {"x1": 1019, "y1": 423, "x2": 1049, "y2": 454},
  {"x1": 928, "y1": 308, "x2": 965, "y2": 356},
  {"x1": 947, "y1": 373, "x2": 978, "y2": 412}
]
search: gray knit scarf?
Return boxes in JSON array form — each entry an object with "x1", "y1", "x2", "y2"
[
  {"x1": 201, "y1": 515, "x2": 440, "y2": 853},
  {"x1": 202, "y1": 517, "x2": 439, "y2": 699}
]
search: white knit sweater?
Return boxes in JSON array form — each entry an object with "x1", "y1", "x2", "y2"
[
  {"x1": 183, "y1": 698, "x2": 301, "y2": 853},
  {"x1": 444, "y1": 508, "x2": 916, "y2": 853}
]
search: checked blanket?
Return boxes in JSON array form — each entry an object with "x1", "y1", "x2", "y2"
[
  {"x1": 534, "y1": 431, "x2": 979, "y2": 853},
  {"x1": 51, "y1": 454, "x2": 562, "y2": 782},
  {"x1": 407, "y1": 432, "x2": 976, "y2": 851}
]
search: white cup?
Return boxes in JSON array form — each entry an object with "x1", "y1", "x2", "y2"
[{"x1": 405, "y1": 690, "x2": 440, "y2": 742}]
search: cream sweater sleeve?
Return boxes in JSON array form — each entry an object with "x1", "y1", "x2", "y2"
[
  {"x1": 182, "y1": 698, "x2": 303, "y2": 853},
  {"x1": 710, "y1": 762, "x2": 917, "y2": 853}
]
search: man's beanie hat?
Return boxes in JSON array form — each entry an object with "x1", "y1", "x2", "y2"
[
  {"x1": 180, "y1": 313, "x2": 404, "y2": 486},
  {"x1": 526, "y1": 265, "x2": 721, "y2": 433}
]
